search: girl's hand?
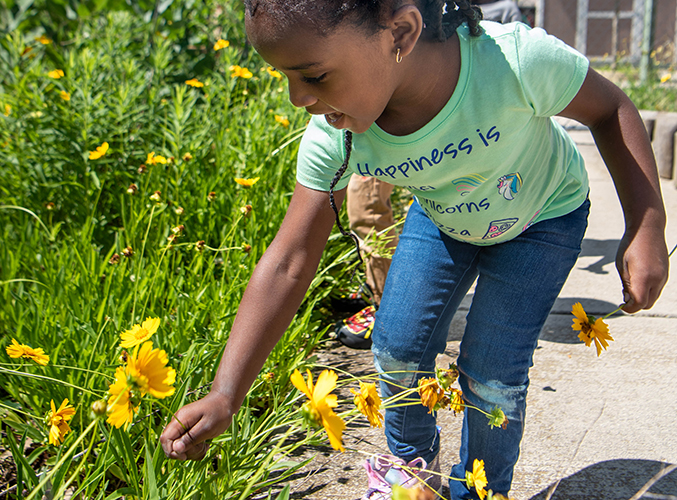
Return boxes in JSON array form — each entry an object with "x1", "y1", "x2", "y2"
[
  {"x1": 160, "y1": 391, "x2": 233, "y2": 461},
  {"x1": 616, "y1": 225, "x2": 669, "y2": 313}
]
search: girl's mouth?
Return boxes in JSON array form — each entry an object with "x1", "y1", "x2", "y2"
[{"x1": 325, "y1": 112, "x2": 344, "y2": 125}]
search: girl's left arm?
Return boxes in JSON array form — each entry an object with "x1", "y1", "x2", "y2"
[{"x1": 558, "y1": 67, "x2": 669, "y2": 313}]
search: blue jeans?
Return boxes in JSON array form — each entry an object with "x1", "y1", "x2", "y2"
[{"x1": 372, "y1": 198, "x2": 590, "y2": 499}]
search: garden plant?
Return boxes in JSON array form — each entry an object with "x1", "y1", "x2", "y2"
[{"x1": 1, "y1": 1, "x2": 674, "y2": 499}]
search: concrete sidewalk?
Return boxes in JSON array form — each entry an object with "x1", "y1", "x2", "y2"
[{"x1": 285, "y1": 127, "x2": 677, "y2": 500}]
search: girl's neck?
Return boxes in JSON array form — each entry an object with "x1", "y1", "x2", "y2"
[{"x1": 376, "y1": 33, "x2": 461, "y2": 137}]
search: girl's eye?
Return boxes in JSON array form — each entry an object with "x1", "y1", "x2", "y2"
[{"x1": 301, "y1": 73, "x2": 327, "y2": 84}]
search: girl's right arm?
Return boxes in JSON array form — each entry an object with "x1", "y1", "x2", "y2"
[{"x1": 160, "y1": 182, "x2": 345, "y2": 460}]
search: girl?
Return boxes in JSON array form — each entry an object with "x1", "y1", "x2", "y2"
[{"x1": 160, "y1": 1, "x2": 669, "y2": 498}]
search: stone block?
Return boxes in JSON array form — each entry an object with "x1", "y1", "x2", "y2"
[
  {"x1": 652, "y1": 111, "x2": 677, "y2": 179},
  {"x1": 639, "y1": 109, "x2": 659, "y2": 140}
]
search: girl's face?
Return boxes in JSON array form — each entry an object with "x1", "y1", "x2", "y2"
[{"x1": 246, "y1": 15, "x2": 400, "y2": 134}]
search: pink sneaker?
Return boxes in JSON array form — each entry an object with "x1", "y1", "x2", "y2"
[{"x1": 361, "y1": 454, "x2": 441, "y2": 499}]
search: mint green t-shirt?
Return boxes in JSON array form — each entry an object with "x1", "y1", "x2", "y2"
[{"x1": 296, "y1": 21, "x2": 590, "y2": 245}]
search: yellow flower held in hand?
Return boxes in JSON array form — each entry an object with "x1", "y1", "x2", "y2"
[
  {"x1": 234, "y1": 177, "x2": 260, "y2": 187},
  {"x1": 450, "y1": 388, "x2": 465, "y2": 414},
  {"x1": 213, "y1": 39, "x2": 229, "y2": 51},
  {"x1": 229, "y1": 65, "x2": 253, "y2": 79},
  {"x1": 571, "y1": 302, "x2": 614, "y2": 356},
  {"x1": 48, "y1": 69, "x2": 64, "y2": 79},
  {"x1": 275, "y1": 115, "x2": 290, "y2": 127},
  {"x1": 418, "y1": 377, "x2": 446, "y2": 414},
  {"x1": 47, "y1": 399, "x2": 76, "y2": 445},
  {"x1": 6, "y1": 338, "x2": 50, "y2": 365},
  {"x1": 466, "y1": 459, "x2": 488, "y2": 500},
  {"x1": 291, "y1": 369, "x2": 346, "y2": 452},
  {"x1": 350, "y1": 381, "x2": 383, "y2": 428},
  {"x1": 120, "y1": 317, "x2": 161, "y2": 348},
  {"x1": 59, "y1": 91, "x2": 70, "y2": 101},
  {"x1": 185, "y1": 78, "x2": 204, "y2": 88},
  {"x1": 89, "y1": 142, "x2": 109, "y2": 160},
  {"x1": 107, "y1": 366, "x2": 138, "y2": 430}
]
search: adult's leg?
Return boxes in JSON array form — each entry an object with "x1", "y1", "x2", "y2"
[
  {"x1": 347, "y1": 175, "x2": 398, "y2": 305},
  {"x1": 372, "y1": 201, "x2": 481, "y2": 463},
  {"x1": 449, "y1": 200, "x2": 590, "y2": 499}
]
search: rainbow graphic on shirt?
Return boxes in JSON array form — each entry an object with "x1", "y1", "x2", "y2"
[{"x1": 451, "y1": 174, "x2": 487, "y2": 195}]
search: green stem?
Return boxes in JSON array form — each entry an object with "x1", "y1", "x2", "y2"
[
  {"x1": 603, "y1": 305, "x2": 625, "y2": 320},
  {"x1": 132, "y1": 204, "x2": 156, "y2": 321},
  {"x1": 0, "y1": 401, "x2": 40, "y2": 419},
  {"x1": 0, "y1": 367, "x2": 102, "y2": 396},
  {"x1": 25, "y1": 419, "x2": 99, "y2": 500},
  {"x1": 53, "y1": 420, "x2": 99, "y2": 499}
]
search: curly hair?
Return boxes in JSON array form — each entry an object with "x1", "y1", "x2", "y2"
[{"x1": 245, "y1": 0, "x2": 483, "y2": 264}]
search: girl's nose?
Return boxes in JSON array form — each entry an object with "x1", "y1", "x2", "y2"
[{"x1": 288, "y1": 80, "x2": 318, "y2": 109}]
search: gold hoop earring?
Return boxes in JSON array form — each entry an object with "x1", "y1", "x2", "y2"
[{"x1": 396, "y1": 48, "x2": 403, "y2": 64}]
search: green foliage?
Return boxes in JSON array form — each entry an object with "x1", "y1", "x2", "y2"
[{"x1": 0, "y1": 5, "x2": 359, "y2": 498}]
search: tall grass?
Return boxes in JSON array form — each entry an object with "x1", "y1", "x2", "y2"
[{"x1": 0, "y1": 6, "x2": 359, "y2": 498}]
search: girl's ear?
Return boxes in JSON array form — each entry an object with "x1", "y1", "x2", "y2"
[{"x1": 389, "y1": 4, "x2": 424, "y2": 59}]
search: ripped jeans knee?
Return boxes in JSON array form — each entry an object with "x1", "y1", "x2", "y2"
[{"x1": 460, "y1": 371, "x2": 529, "y2": 424}]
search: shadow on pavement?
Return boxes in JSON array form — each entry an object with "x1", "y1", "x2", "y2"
[
  {"x1": 529, "y1": 459, "x2": 677, "y2": 500},
  {"x1": 448, "y1": 296, "x2": 623, "y2": 344},
  {"x1": 579, "y1": 238, "x2": 620, "y2": 275}
]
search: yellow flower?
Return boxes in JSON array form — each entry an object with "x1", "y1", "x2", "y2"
[
  {"x1": 274, "y1": 115, "x2": 290, "y2": 127},
  {"x1": 6, "y1": 338, "x2": 50, "y2": 365},
  {"x1": 465, "y1": 459, "x2": 488, "y2": 500},
  {"x1": 107, "y1": 366, "x2": 138, "y2": 430},
  {"x1": 145, "y1": 152, "x2": 168, "y2": 165},
  {"x1": 571, "y1": 302, "x2": 614, "y2": 356},
  {"x1": 89, "y1": 142, "x2": 109, "y2": 160},
  {"x1": 119, "y1": 317, "x2": 160, "y2": 348},
  {"x1": 266, "y1": 67, "x2": 282, "y2": 79},
  {"x1": 350, "y1": 381, "x2": 383, "y2": 428},
  {"x1": 213, "y1": 39, "x2": 230, "y2": 51},
  {"x1": 126, "y1": 342, "x2": 176, "y2": 399},
  {"x1": 418, "y1": 377, "x2": 445, "y2": 414},
  {"x1": 229, "y1": 65, "x2": 253, "y2": 79},
  {"x1": 488, "y1": 406, "x2": 508, "y2": 429},
  {"x1": 3, "y1": 104, "x2": 10, "y2": 116},
  {"x1": 185, "y1": 78, "x2": 204, "y2": 88},
  {"x1": 449, "y1": 388, "x2": 465, "y2": 414},
  {"x1": 436, "y1": 364, "x2": 459, "y2": 390},
  {"x1": 660, "y1": 73, "x2": 672, "y2": 83},
  {"x1": 47, "y1": 399, "x2": 75, "y2": 445},
  {"x1": 392, "y1": 484, "x2": 436, "y2": 500},
  {"x1": 36, "y1": 35, "x2": 52, "y2": 45},
  {"x1": 234, "y1": 177, "x2": 260, "y2": 187},
  {"x1": 48, "y1": 69, "x2": 64, "y2": 79},
  {"x1": 291, "y1": 369, "x2": 346, "y2": 451},
  {"x1": 59, "y1": 91, "x2": 71, "y2": 101}
]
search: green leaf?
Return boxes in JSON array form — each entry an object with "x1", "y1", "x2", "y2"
[{"x1": 144, "y1": 439, "x2": 159, "y2": 500}]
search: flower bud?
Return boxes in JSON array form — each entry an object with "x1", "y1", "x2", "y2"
[
  {"x1": 127, "y1": 183, "x2": 138, "y2": 195},
  {"x1": 109, "y1": 253, "x2": 121, "y2": 265},
  {"x1": 195, "y1": 240, "x2": 205, "y2": 252},
  {"x1": 91, "y1": 399, "x2": 107, "y2": 417},
  {"x1": 207, "y1": 191, "x2": 216, "y2": 202},
  {"x1": 150, "y1": 191, "x2": 161, "y2": 202},
  {"x1": 240, "y1": 204, "x2": 252, "y2": 216},
  {"x1": 122, "y1": 246, "x2": 134, "y2": 258}
]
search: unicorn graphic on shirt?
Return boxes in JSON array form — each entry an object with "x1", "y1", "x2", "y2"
[{"x1": 497, "y1": 172, "x2": 523, "y2": 201}]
